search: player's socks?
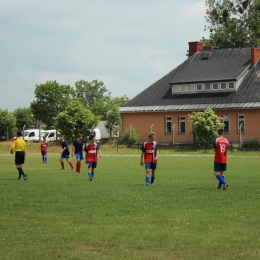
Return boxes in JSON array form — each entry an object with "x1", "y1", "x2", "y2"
[
  {"x1": 17, "y1": 168, "x2": 22, "y2": 179},
  {"x1": 146, "y1": 176, "x2": 150, "y2": 185},
  {"x1": 61, "y1": 162, "x2": 65, "y2": 169},
  {"x1": 217, "y1": 176, "x2": 224, "y2": 189},
  {"x1": 69, "y1": 162, "x2": 74, "y2": 168},
  {"x1": 79, "y1": 163, "x2": 81, "y2": 172},
  {"x1": 18, "y1": 167, "x2": 25, "y2": 178},
  {"x1": 88, "y1": 172, "x2": 92, "y2": 179},
  {"x1": 216, "y1": 174, "x2": 226, "y2": 185},
  {"x1": 151, "y1": 176, "x2": 155, "y2": 184}
]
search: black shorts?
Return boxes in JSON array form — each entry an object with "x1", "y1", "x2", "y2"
[{"x1": 15, "y1": 151, "x2": 25, "y2": 165}]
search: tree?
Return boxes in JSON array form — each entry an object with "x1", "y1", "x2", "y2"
[
  {"x1": 202, "y1": 0, "x2": 260, "y2": 48},
  {"x1": 120, "y1": 126, "x2": 140, "y2": 143},
  {"x1": 55, "y1": 100, "x2": 100, "y2": 143},
  {"x1": 0, "y1": 109, "x2": 16, "y2": 140},
  {"x1": 12, "y1": 107, "x2": 34, "y2": 129},
  {"x1": 104, "y1": 106, "x2": 121, "y2": 138},
  {"x1": 30, "y1": 81, "x2": 74, "y2": 129},
  {"x1": 188, "y1": 108, "x2": 224, "y2": 143},
  {"x1": 74, "y1": 80, "x2": 110, "y2": 107}
]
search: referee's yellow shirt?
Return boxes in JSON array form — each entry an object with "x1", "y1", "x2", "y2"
[{"x1": 10, "y1": 137, "x2": 26, "y2": 153}]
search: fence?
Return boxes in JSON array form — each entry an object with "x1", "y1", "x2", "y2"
[{"x1": 115, "y1": 140, "x2": 260, "y2": 153}]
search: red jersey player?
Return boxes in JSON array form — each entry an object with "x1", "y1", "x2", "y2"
[
  {"x1": 40, "y1": 136, "x2": 48, "y2": 163},
  {"x1": 213, "y1": 129, "x2": 229, "y2": 190},
  {"x1": 84, "y1": 134, "x2": 102, "y2": 181},
  {"x1": 140, "y1": 132, "x2": 159, "y2": 186}
]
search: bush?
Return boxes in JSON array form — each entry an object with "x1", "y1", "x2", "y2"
[
  {"x1": 242, "y1": 138, "x2": 260, "y2": 149},
  {"x1": 119, "y1": 127, "x2": 139, "y2": 143}
]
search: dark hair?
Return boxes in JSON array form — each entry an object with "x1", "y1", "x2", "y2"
[
  {"x1": 89, "y1": 135, "x2": 95, "y2": 141},
  {"x1": 217, "y1": 129, "x2": 224, "y2": 135},
  {"x1": 17, "y1": 131, "x2": 22, "y2": 137},
  {"x1": 77, "y1": 133, "x2": 82, "y2": 138}
]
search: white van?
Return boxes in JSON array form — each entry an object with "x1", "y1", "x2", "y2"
[
  {"x1": 21, "y1": 129, "x2": 40, "y2": 142},
  {"x1": 87, "y1": 128, "x2": 101, "y2": 142},
  {"x1": 40, "y1": 129, "x2": 60, "y2": 142},
  {"x1": 92, "y1": 128, "x2": 101, "y2": 141}
]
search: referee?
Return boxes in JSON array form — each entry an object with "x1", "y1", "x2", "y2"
[{"x1": 10, "y1": 131, "x2": 27, "y2": 180}]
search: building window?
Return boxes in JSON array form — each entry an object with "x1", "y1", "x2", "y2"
[
  {"x1": 181, "y1": 84, "x2": 187, "y2": 92},
  {"x1": 228, "y1": 82, "x2": 235, "y2": 89},
  {"x1": 172, "y1": 85, "x2": 180, "y2": 93},
  {"x1": 179, "y1": 116, "x2": 186, "y2": 134},
  {"x1": 222, "y1": 115, "x2": 230, "y2": 133},
  {"x1": 165, "y1": 116, "x2": 172, "y2": 134},
  {"x1": 196, "y1": 83, "x2": 203, "y2": 91},
  {"x1": 205, "y1": 83, "x2": 211, "y2": 91},
  {"x1": 212, "y1": 83, "x2": 219, "y2": 90},
  {"x1": 188, "y1": 84, "x2": 195, "y2": 91},
  {"x1": 238, "y1": 114, "x2": 245, "y2": 133},
  {"x1": 220, "y1": 82, "x2": 227, "y2": 90}
]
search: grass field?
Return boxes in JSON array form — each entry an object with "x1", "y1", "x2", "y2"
[{"x1": 1, "y1": 143, "x2": 260, "y2": 260}]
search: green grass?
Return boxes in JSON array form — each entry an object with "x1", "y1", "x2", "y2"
[{"x1": 1, "y1": 151, "x2": 260, "y2": 259}]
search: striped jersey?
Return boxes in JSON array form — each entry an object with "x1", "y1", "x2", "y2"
[
  {"x1": 85, "y1": 142, "x2": 100, "y2": 162},
  {"x1": 140, "y1": 141, "x2": 158, "y2": 163},
  {"x1": 213, "y1": 137, "x2": 229, "y2": 163}
]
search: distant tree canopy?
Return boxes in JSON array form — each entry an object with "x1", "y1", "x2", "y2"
[
  {"x1": 12, "y1": 107, "x2": 34, "y2": 129},
  {"x1": 55, "y1": 100, "x2": 100, "y2": 143},
  {"x1": 0, "y1": 109, "x2": 16, "y2": 140},
  {"x1": 202, "y1": 0, "x2": 260, "y2": 48},
  {"x1": 0, "y1": 80, "x2": 129, "y2": 142},
  {"x1": 30, "y1": 81, "x2": 74, "y2": 129}
]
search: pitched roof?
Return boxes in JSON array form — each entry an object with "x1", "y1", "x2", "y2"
[{"x1": 120, "y1": 47, "x2": 260, "y2": 112}]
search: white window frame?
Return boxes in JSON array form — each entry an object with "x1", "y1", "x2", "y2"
[
  {"x1": 212, "y1": 83, "x2": 219, "y2": 90},
  {"x1": 165, "y1": 116, "x2": 172, "y2": 134},
  {"x1": 196, "y1": 83, "x2": 203, "y2": 91},
  {"x1": 179, "y1": 116, "x2": 186, "y2": 134},
  {"x1": 220, "y1": 82, "x2": 227, "y2": 90},
  {"x1": 222, "y1": 114, "x2": 230, "y2": 133},
  {"x1": 181, "y1": 84, "x2": 188, "y2": 92},
  {"x1": 188, "y1": 84, "x2": 195, "y2": 92},
  {"x1": 228, "y1": 82, "x2": 235, "y2": 89},
  {"x1": 204, "y1": 83, "x2": 211, "y2": 91},
  {"x1": 238, "y1": 114, "x2": 245, "y2": 133},
  {"x1": 172, "y1": 85, "x2": 180, "y2": 93}
]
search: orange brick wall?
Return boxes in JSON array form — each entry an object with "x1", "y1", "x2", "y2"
[{"x1": 120, "y1": 109, "x2": 260, "y2": 142}]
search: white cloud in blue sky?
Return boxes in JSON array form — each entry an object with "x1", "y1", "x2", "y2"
[{"x1": 0, "y1": 0, "x2": 208, "y2": 110}]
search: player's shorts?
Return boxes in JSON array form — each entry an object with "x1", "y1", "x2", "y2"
[
  {"x1": 214, "y1": 162, "x2": 227, "y2": 171},
  {"x1": 15, "y1": 151, "x2": 25, "y2": 164},
  {"x1": 145, "y1": 162, "x2": 157, "y2": 170},
  {"x1": 61, "y1": 154, "x2": 70, "y2": 159},
  {"x1": 87, "y1": 162, "x2": 97, "y2": 169},
  {"x1": 75, "y1": 154, "x2": 84, "y2": 160},
  {"x1": 41, "y1": 151, "x2": 47, "y2": 156}
]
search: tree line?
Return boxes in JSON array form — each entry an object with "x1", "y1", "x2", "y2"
[{"x1": 0, "y1": 80, "x2": 129, "y2": 142}]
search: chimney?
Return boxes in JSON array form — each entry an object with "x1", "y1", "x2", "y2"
[
  {"x1": 188, "y1": 41, "x2": 203, "y2": 57},
  {"x1": 251, "y1": 47, "x2": 260, "y2": 66}
]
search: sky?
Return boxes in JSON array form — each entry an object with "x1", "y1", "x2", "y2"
[{"x1": 0, "y1": 0, "x2": 209, "y2": 111}]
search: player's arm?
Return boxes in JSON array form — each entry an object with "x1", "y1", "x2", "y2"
[
  {"x1": 60, "y1": 146, "x2": 66, "y2": 154},
  {"x1": 155, "y1": 150, "x2": 159, "y2": 161},
  {"x1": 140, "y1": 152, "x2": 144, "y2": 166},
  {"x1": 98, "y1": 149, "x2": 102, "y2": 157},
  {"x1": 71, "y1": 145, "x2": 75, "y2": 156}
]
